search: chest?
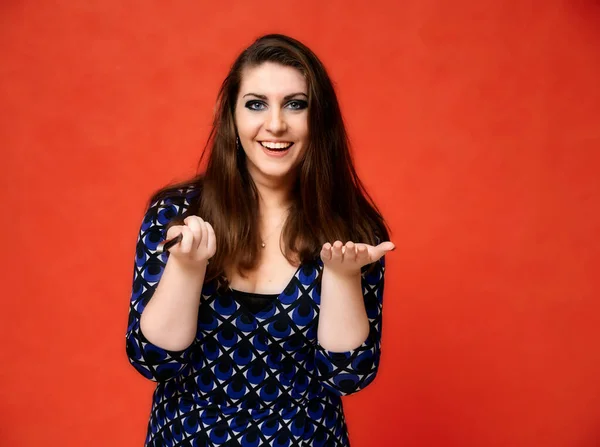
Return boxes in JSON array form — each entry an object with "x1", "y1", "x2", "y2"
[
  {"x1": 225, "y1": 246, "x2": 300, "y2": 295},
  {"x1": 199, "y1": 259, "x2": 321, "y2": 348}
]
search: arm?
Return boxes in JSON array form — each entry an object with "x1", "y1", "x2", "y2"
[
  {"x1": 125, "y1": 194, "x2": 205, "y2": 382},
  {"x1": 318, "y1": 266, "x2": 370, "y2": 353},
  {"x1": 315, "y1": 256, "x2": 386, "y2": 396}
]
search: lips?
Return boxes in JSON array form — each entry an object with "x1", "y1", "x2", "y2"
[{"x1": 259, "y1": 141, "x2": 293, "y2": 151}]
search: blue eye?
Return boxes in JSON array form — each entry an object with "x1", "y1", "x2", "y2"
[
  {"x1": 245, "y1": 101, "x2": 266, "y2": 111},
  {"x1": 286, "y1": 100, "x2": 308, "y2": 110}
]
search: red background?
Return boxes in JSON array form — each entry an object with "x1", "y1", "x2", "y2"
[{"x1": 2, "y1": 1, "x2": 599, "y2": 446}]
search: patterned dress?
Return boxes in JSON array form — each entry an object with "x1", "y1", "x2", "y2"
[{"x1": 126, "y1": 187, "x2": 386, "y2": 447}]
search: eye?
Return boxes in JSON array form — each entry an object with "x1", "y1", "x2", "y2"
[
  {"x1": 245, "y1": 100, "x2": 266, "y2": 111},
  {"x1": 286, "y1": 100, "x2": 308, "y2": 110}
]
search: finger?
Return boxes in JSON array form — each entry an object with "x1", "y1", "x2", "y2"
[
  {"x1": 205, "y1": 221, "x2": 216, "y2": 257},
  {"x1": 184, "y1": 215, "x2": 205, "y2": 224},
  {"x1": 363, "y1": 242, "x2": 393, "y2": 264},
  {"x1": 178, "y1": 226, "x2": 194, "y2": 253},
  {"x1": 166, "y1": 225, "x2": 184, "y2": 242},
  {"x1": 356, "y1": 244, "x2": 370, "y2": 264},
  {"x1": 184, "y1": 216, "x2": 203, "y2": 250},
  {"x1": 331, "y1": 240, "x2": 343, "y2": 261},
  {"x1": 344, "y1": 241, "x2": 357, "y2": 263},
  {"x1": 377, "y1": 241, "x2": 396, "y2": 252},
  {"x1": 197, "y1": 221, "x2": 208, "y2": 250},
  {"x1": 372, "y1": 241, "x2": 395, "y2": 262},
  {"x1": 320, "y1": 243, "x2": 332, "y2": 261}
]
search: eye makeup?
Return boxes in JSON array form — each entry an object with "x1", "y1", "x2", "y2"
[{"x1": 244, "y1": 99, "x2": 308, "y2": 111}]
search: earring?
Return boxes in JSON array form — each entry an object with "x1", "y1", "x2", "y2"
[{"x1": 236, "y1": 136, "x2": 241, "y2": 149}]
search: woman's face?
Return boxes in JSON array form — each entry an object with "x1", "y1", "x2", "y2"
[{"x1": 234, "y1": 62, "x2": 309, "y2": 183}]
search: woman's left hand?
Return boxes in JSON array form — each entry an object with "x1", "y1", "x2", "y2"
[{"x1": 320, "y1": 240, "x2": 395, "y2": 276}]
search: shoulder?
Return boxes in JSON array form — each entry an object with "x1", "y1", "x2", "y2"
[
  {"x1": 143, "y1": 183, "x2": 201, "y2": 228},
  {"x1": 148, "y1": 183, "x2": 200, "y2": 213}
]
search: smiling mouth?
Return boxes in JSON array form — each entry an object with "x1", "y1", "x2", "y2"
[{"x1": 259, "y1": 141, "x2": 294, "y2": 151}]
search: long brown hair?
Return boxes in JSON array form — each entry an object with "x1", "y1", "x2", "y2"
[{"x1": 150, "y1": 34, "x2": 390, "y2": 282}]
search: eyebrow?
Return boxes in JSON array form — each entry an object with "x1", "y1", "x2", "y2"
[{"x1": 242, "y1": 92, "x2": 308, "y2": 100}]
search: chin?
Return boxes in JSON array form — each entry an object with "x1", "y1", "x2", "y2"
[
  {"x1": 249, "y1": 163, "x2": 297, "y2": 181},
  {"x1": 260, "y1": 168, "x2": 296, "y2": 179}
]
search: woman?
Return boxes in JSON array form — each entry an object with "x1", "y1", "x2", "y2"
[{"x1": 126, "y1": 33, "x2": 394, "y2": 447}]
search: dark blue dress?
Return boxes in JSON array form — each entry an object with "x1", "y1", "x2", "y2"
[{"x1": 126, "y1": 187, "x2": 386, "y2": 446}]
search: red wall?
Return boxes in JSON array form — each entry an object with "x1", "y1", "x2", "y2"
[{"x1": 2, "y1": 1, "x2": 599, "y2": 446}]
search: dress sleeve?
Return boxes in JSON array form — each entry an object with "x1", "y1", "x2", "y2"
[
  {"x1": 125, "y1": 192, "x2": 197, "y2": 382},
  {"x1": 314, "y1": 256, "x2": 386, "y2": 396}
]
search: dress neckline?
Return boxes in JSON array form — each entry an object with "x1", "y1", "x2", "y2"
[{"x1": 225, "y1": 264, "x2": 303, "y2": 298}]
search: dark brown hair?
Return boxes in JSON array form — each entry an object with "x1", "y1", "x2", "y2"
[{"x1": 150, "y1": 34, "x2": 390, "y2": 282}]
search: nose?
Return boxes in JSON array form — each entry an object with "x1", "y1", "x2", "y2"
[{"x1": 265, "y1": 109, "x2": 287, "y2": 134}]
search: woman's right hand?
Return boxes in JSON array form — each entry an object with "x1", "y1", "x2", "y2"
[{"x1": 165, "y1": 216, "x2": 216, "y2": 268}]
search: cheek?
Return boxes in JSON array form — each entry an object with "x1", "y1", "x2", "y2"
[
  {"x1": 236, "y1": 112, "x2": 262, "y2": 138},
  {"x1": 299, "y1": 123, "x2": 309, "y2": 141},
  {"x1": 290, "y1": 115, "x2": 309, "y2": 141}
]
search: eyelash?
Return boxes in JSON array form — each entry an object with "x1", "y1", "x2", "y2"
[{"x1": 245, "y1": 100, "x2": 308, "y2": 111}]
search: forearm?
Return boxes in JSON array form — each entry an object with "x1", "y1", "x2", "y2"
[
  {"x1": 140, "y1": 258, "x2": 206, "y2": 351},
  {"x1": 318, "y1": 267, "x2": 370, "y2": 352}
]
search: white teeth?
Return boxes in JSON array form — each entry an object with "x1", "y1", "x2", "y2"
[{"x1": 260, "y1": 141, "x2": 293, "y2": 150}]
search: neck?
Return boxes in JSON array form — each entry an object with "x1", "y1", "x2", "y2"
[
  {"x1": 247, "y1": 173, "x2": 296, "y2": 252},
  {"x1": 251, "y1": 175, "x2": 295, "y2": 218}
]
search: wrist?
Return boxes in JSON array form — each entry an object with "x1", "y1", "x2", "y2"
[
  {"x1": 166, "y1": 256, "x2": 209, "y2": 278},
  {"x1": 322, "y1": 265, "x2": 362, "y2": 280}
]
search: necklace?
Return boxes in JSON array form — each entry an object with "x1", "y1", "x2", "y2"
[{"x1": 260, "y1": 219, "x2": 285, "y2": 248}]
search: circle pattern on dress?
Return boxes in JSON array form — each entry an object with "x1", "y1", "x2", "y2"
[{"x1": 126, "y1": 188, "x2": 385, "y2": 446}]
